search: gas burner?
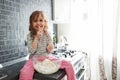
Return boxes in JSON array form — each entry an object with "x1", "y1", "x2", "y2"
[
  {"x1": 52, "y1": 49, "x2": 84, "y2": 62},
  {"x1": 65, "y1": 50, "x2": 76, "y2": 53},
  {"x1": 53, "y1": 49, "x2": 76, "y2": 54},
  {"x1": 62, "y1": 51, "x2": 76, "y2": 58},
  {"x1": 52, "y1": 50, "x2": 76, "y2": 58}
]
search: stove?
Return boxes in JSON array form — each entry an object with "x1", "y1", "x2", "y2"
[
  {"x1": 52, "y1": 50, "x2": 84, "y2": 63},
  {"x1": 52, "y1": 50, "x2": 87, "y2": 80}
]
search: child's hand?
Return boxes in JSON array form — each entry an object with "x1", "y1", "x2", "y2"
[
  {"x1": 47, "y1": 43, "x2": 54, "y2": 53},
  {"x1": 36, "y1": 26, "x2": 43, "y2": 40}
]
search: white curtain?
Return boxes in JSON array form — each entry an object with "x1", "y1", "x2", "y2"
[
  {"x1": 100, "y1": 0, "x2": 120, "y2": 80},
  {"x1": 116, "y1": 0, "x2": 120, "y2": 80},
  {"x1": 70, "y1": 0, "x2": 120, "y2": 80}
]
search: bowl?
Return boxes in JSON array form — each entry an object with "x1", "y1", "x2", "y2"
[{"x1": 32, "y1": 54, "x2": 61, "y2": 74}]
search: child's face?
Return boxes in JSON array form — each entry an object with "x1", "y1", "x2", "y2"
[{"x1": 32, "y1": 15, "x2": 45, "y2": 32}]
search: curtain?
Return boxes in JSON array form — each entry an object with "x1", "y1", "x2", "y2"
[
  {"x1": 101, "y1": 0, "x2": 119, "y2": 80},
  {"x1": 70, "y1": 0, "x2": 120, "y2": 80}
]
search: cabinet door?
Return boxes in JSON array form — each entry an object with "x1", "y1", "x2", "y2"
[{"x1": 53, "y1": 0, "x2": 71, "y2": 23}]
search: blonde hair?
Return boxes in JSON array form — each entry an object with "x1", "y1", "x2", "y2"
[{"x1": 29, "y1": 10, "x2": 48, "y2": 39}]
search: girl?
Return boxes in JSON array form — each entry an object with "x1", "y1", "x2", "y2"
[
  {"x1": 28, "y1": 10, "x2": 54, "y2": 57},
  {"x1": 19, "y1": 10, "x2": 76, "y2": 80}
]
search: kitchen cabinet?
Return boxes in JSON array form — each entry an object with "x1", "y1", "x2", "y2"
[{"x1": 52, "y1": 0, "x2": 72, "y2": 23}]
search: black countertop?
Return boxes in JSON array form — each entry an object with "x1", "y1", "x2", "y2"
[{"x1": 0, "y1": 60, "x2": 66, "y2": 80}]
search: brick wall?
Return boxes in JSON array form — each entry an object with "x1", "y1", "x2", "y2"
[{"x1": 0, "y1": 0, "x2": 52, "y2": 63}]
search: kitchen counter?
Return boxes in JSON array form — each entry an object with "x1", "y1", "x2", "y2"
[{"x1": 0, "y1": 60, "x2": 66, "y2": 80}]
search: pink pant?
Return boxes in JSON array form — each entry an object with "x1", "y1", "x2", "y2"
[{"x1": 19, "y1": 57, "x2": 76, "y2": 80}]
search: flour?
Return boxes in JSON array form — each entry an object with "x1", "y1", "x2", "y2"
[{"x1": 33, "y1": 59, "x2": 60, "y2": 74}]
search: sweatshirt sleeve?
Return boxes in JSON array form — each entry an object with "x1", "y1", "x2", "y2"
[
  {"x1": 47, "y1": 32, "x2": 53, "y2": 44},
  {"x1": 27, "y1": 33, "x2": 37, "y2": 54}
]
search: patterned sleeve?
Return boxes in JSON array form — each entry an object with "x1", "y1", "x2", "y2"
[
  {"x1": 47, "y1": 32, "x2": 53, "y2": 45},
  {"x1": 27, "y1": 33, "x2": 37, "y2": 54}
]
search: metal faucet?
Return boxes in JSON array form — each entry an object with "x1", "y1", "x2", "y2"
[{"x1": 62, "y1": 36, "x2": 68, "y2": 51}]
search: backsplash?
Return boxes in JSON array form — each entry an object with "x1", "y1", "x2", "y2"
[{"x1": 0, "y1": 0, "x2": 52, "y2": 64}]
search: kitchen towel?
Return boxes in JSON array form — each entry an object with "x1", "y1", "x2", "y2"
[{"x1": 19, "y1": 56, "x2": 76, "y2": 80}]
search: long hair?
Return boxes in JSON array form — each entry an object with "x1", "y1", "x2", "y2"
[{"x1": 29, "y1": 11, "x2": 48, "y2": 39}]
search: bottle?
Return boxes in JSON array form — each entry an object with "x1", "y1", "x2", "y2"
[{"x1": 53, "y1": 33, "x2": 56, "y2": 48}]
